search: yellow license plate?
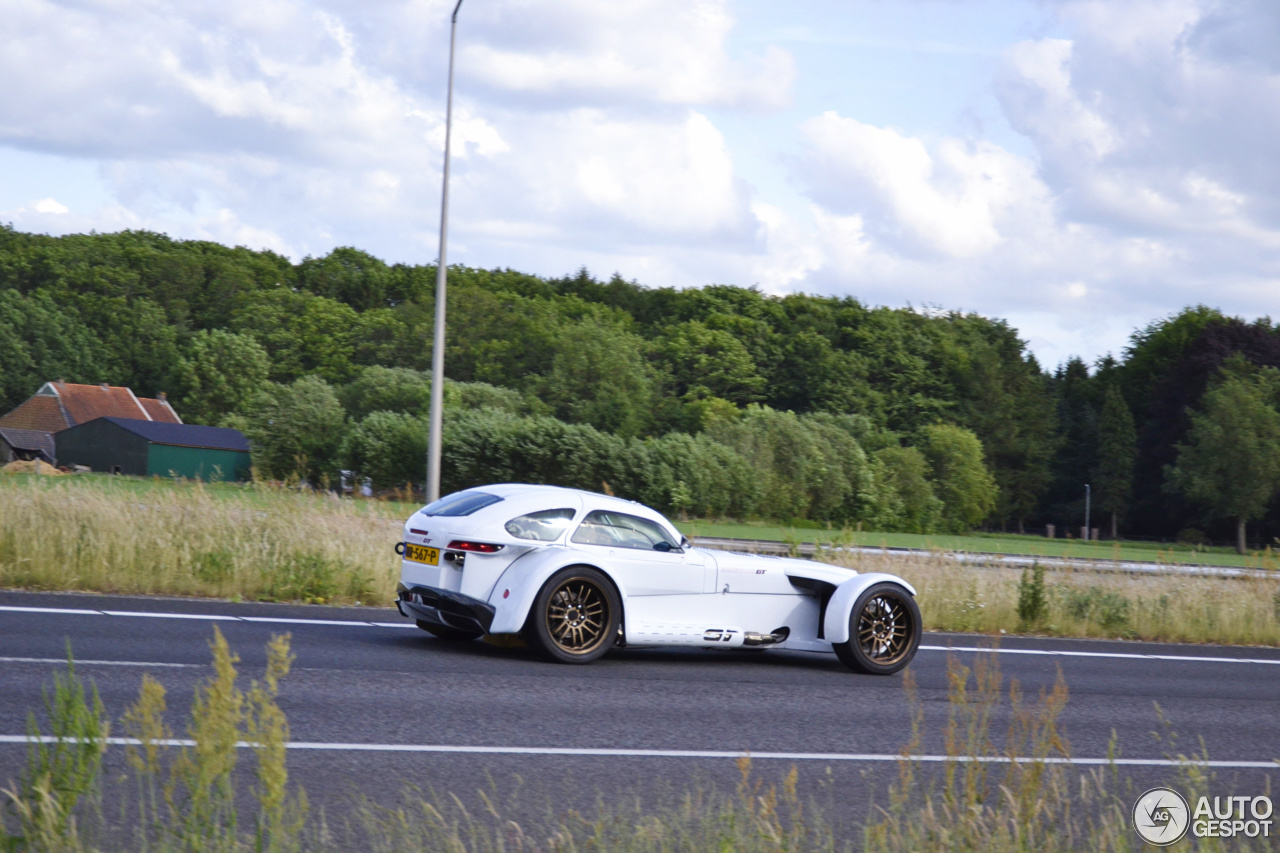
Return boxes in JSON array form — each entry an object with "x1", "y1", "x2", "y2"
[{"x1": 404, "y1": 544, "x2": 440, "y2": 566}]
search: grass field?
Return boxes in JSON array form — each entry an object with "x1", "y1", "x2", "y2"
[
  {"x1": 0, "y1": 472, "x2": 404, "y2": 604},
  {"x1": 2, "y1": 472, "x2": 1278, "y2": 646},
  {"x1": 675, "y1": 519, "x2": 1280, "y2": 570}
]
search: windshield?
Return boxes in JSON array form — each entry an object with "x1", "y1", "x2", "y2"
[{"x1": 421, "y1": 491, "x2": 503, "y2": 517}]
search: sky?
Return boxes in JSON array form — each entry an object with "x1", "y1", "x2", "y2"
[{"x1": 2, "y1": 0, "x2": 1279, "y2": 369}]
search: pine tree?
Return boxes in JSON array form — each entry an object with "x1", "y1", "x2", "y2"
[{"x1": 1095, "y1": 386, "x2": 1136, "y2": 539}]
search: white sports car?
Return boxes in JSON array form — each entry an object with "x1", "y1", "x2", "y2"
[{"x1": 394, "y1": 484, "x2": 922, "y2": 674}]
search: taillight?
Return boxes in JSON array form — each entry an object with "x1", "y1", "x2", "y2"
[{"x1": 448, "y1": 540, "x2": 504, "y2": 553}]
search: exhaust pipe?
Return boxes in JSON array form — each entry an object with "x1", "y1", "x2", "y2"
[{"x1": 743, "y1": 628, "x2": 790, "y2": 646}]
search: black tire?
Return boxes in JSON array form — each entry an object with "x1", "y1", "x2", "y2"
[
  {"x1": 833, "y1": 583, "x2": 921, "y2": 675},
  {"x1": 526, "y1": 566, "x2": 621, "y2": 664},
  {"x1": 416, "y1": 619, "x2": 483, "y2": 642}
]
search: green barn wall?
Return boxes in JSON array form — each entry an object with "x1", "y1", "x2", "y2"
[
  {"x1": 55, "y1": 420, "x2": 151, "y2": 474},
  {"x1": 146, "y1": 445, "x2": 251, "y2": 481}
]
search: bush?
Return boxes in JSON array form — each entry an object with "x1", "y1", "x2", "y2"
[
  {"x1": 707, "y1": 406, "x2": 882, "y2": 524},
  {"x1": 342, "y1": 410, "x2": 429, "y2": 490},
  {"x1": 918, "y1": 422, "x2": 997, "y2": 532},
  {"x1": 872, "y1": 446, "x2": 943, "y2": 533},
  {"x1": 243, "y1": 376, "x2": 348, "y2": 486},
  {"x1": 339, "y1": 366, "x2": 433, "y2": 421},
  {"x1": 1060, "y1": 586, "x2": 1132, "y2": 635},
  {"x1": 1017, "y1": 561, "x2": 1047, "y2": 627},
  {"x1": 1176, "y1": 527, "x2": 1208, "y2": 547}
]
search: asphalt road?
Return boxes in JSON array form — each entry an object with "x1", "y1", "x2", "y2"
[{"x1": 2, "y1": 589, "x2": 1278, "y2": 839}]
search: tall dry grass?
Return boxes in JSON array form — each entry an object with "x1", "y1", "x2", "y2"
[
  {"x1": 3, "y1": 474, "x2": 1279, "y2": 646},
  {"x1": 0, "y1": 476, "x2": 401, "y2": 604},
  {"x1": 862, "y1": 653, "x2": 1264, "y2": 852},
  {"x1": 828, "y1": 549, "x2": 1280, "y2": 647}
]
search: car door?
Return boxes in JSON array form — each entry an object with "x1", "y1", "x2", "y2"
[{"x1": 568, "y1": 509, "x2": 707, "y2": 597}]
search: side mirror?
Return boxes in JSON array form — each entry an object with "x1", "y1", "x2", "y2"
[
  {"x1": 680, "y1": 536, "x2": 692, "y2": 550},
  {"x1": 653, "y1": 541, "x2": 674, "y2": 552}
]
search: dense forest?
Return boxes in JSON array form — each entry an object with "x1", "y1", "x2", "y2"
[{"x1": 2, "y1": 225, "x2": 1278, "y2": 549}]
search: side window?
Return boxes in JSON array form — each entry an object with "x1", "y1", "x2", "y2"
[
  {"x1": 505, "y1": 508, "x2": 575, "y2": 541},
  {"x1": 571, "y1": 510, "x2": 679, "y2": 551}
]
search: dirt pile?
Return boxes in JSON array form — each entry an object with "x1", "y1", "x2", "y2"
[{"x1": 1, "y1": 459, "x2": 62, "y2": 475}]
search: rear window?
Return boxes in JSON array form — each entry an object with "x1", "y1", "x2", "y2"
[
  {"x1": 505, "y1": 508, "x2": 576, "y2": 541},
  {"x1": 421, "y1": 491, "x2": 503, "y2": 517}
]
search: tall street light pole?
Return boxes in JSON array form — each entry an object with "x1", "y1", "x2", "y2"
[
  {"x1": 426, "y1": 0, "x2": 464, "y2": 504},
  {"x1": 1084, "y1": 482, "x2": 1091, "y2": 542}
]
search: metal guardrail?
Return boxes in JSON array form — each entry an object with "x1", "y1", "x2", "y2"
[{"x1": 689, "y1": 537, "x2": 1277, "y2": 581}]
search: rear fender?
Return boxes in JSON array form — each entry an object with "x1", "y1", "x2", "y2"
[
  {"x1": 823, "y1": 573, "x2": 917, "y2": 644},
  {"x1": 486, "y1": 546, "x2": 627, "y2": 634}
]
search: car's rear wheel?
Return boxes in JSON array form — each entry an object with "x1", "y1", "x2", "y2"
[
  {"x1": 416, "y1": 619, "x2": 482, "y2": 642},
  {"x1": 527, "y1": 567, "x2": 620, "y2": 664},
  {"x1": 833, "y1": 583, "x2": 921, "y2": 675}
]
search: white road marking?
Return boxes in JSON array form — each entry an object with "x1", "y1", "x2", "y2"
[
  {"x1": 0, "y1": 657, "x2": 198, "y2": 668},
  {"x1": 0, "y1": 604, "x2": 415, "y2": 629},
  {"x1": 2, "y1": 605, "x2": 1278, "y2": 664},
  {"x1": 922, "y1": 645, "x2": 1280, "y2": 666},
  {"x1": 239, "y1": 617, "x2": 374, "y2": 627},
  {"x1": 103, "y1": 610, "x2": 239, "y2": 621},
  {"x1": 0, "y1": 735, "x2": 1274, "y2": 768},
  {"x1": 0, "y1": 606, "x2": 100, "y2": 616}
]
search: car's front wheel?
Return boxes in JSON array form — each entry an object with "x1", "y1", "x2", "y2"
[
  {"x1": 416, "y1": 619, "x2": 482, "y2": 642},
  {"x1": 527, "y1": 566, "x2": 620, "y2": 664},
  {"x1": 833, "y1": 583, "x2": 921, "y2": 675}
]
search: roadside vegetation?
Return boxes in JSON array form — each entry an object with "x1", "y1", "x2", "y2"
[
  {"x1": 0, "y1": 474, "x2": 399, "y2": 605},
  {"x1": 8, "y1": 227, "x2": 1280, "y2": 551},
  {"x1": 4, "y1": 473, "x2": 1280, "y2": 647},
  {"x1": 2, "y1": 633, "x2": 1263, "y2": 851},
  {"x1": 679, "y1": 519, "x2": 1280, "y2": 570},
  {"x1": 830, "y1": 550, "x2": 1280, "y2": 647}
]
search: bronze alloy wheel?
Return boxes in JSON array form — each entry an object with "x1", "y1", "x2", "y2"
[
  {"x1": 833, "y1": 582, "x2": 921, "y2": 675},
  {"x1": 857, "y1": 592, "x2": 912, "y2": 665},
  {"x1": 529, "y1": 566, "x2": 621, "y2": 664},
  {"x1": 546, "y1": 578, "x2": 610, "y2": 654}
]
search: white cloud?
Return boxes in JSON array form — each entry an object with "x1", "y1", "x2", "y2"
[
  {"x1": 462, "y1": 0, "x2": 794, "y2": 108},
  {"x1": 3, "y1": 0, "x2": 1279, "y2": 372},
  {"x1": 754, "y1": 0, "x2": 1280, "y2": 368},
  {"x1": 476, "y1": 109, "x2": 755, "y2": 244},
  {"x1": 0, "y1": 0, "x2": 780, "y2": 266},
  {"x1": 797, "y1": 112, "x2": 1049, "y2": 258}
]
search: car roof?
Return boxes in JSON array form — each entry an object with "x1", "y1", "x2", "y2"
[
  {"x1": 474, "y1": 483, "x2": 646, "y2": 511},
  {"x1": 460, "y1": 483, "x2": 680, "y2": 527}
]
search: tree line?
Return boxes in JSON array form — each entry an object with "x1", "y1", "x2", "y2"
[{"x1": 1, "y1": 225, "x2": 1277, "y2": 547}]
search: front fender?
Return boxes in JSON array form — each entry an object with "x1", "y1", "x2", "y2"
[
  {"x1": 823, "y1": 573, "x2": 917, "y2": 644},
  {"x1": 485, "y1": 546, "x2": 627, "y2": 634}
]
